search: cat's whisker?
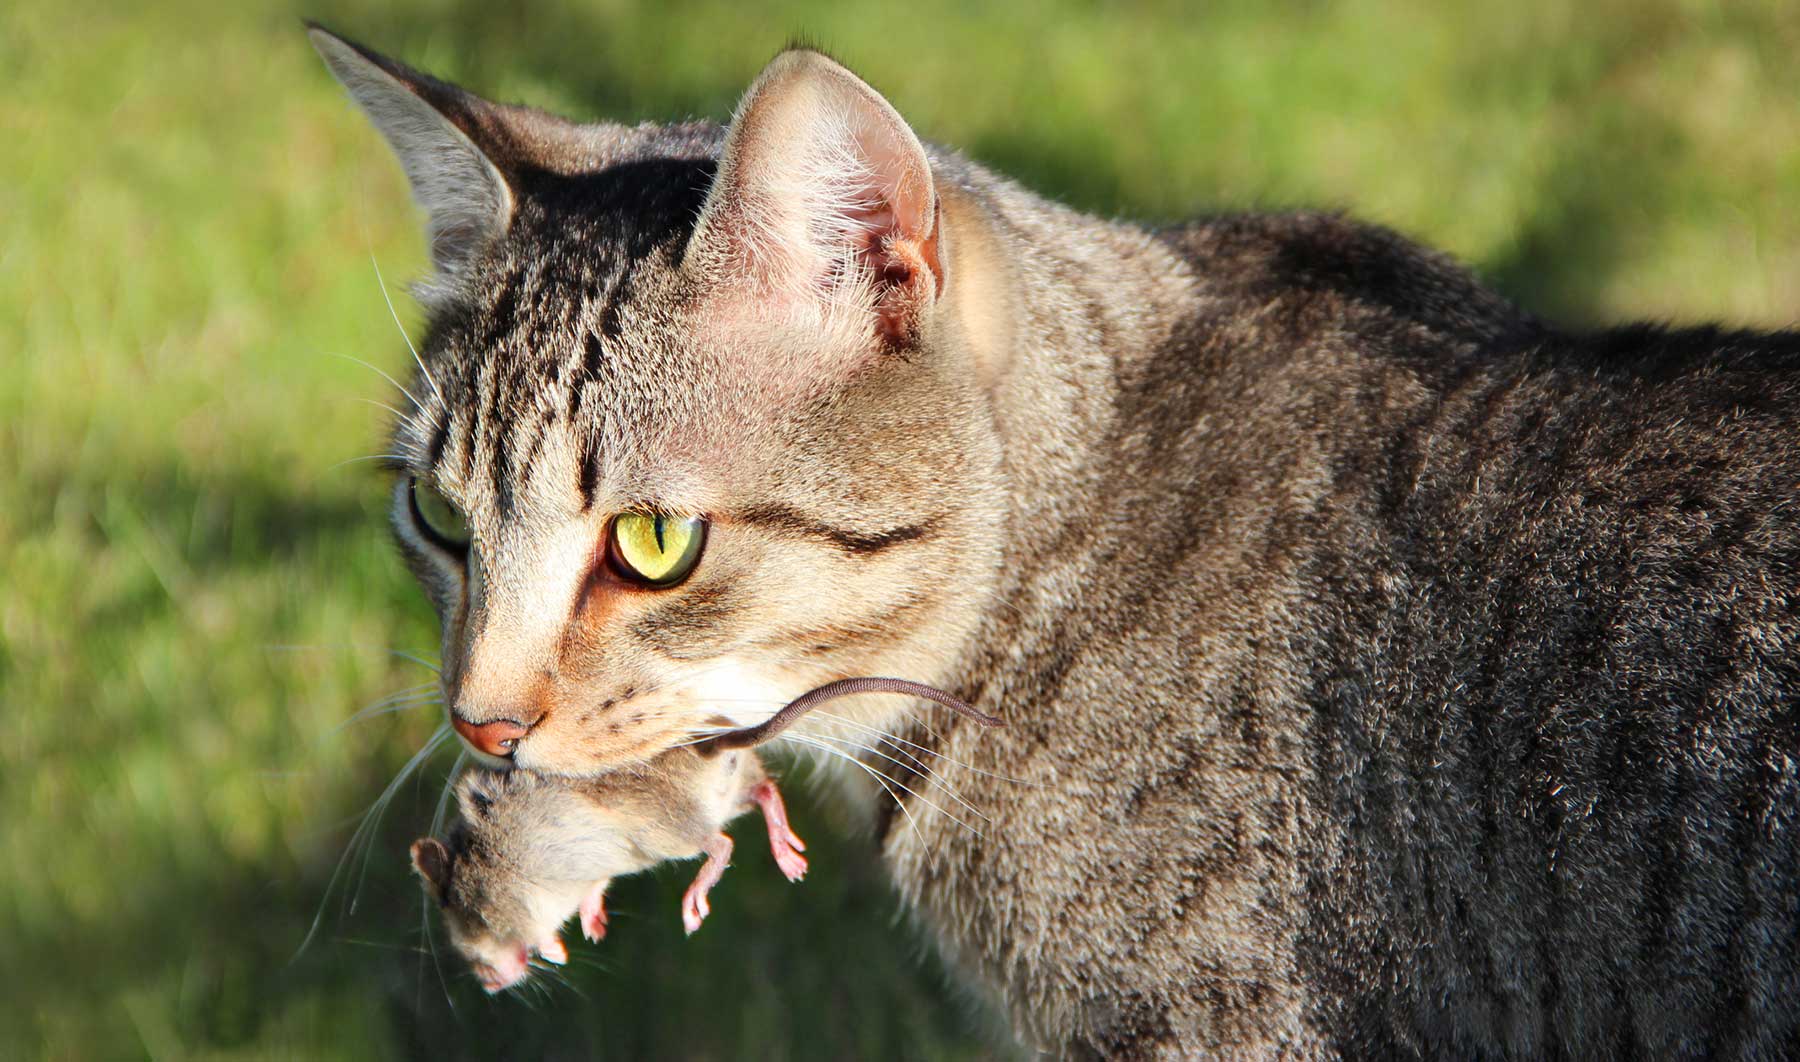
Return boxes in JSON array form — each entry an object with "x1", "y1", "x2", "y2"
[
  {"x1": 784, "y1": 732, "x2": 988, "y2": 839},
  {"x1": 782, "y1": 732, "x2": 982, "y2": 842},
  {"x1": 264, "y1": 643, "x2": 441, "y2": 673},
  {"x1": 805, "y1": 709, "x2": 1040, "y2": 788},
  {"x1": 328, "y1": 351, "x2": 429, "y2": 417},
  {"x1": 431, "y1": 749, "x2": 471, "y2": 839},
  {"x1": 420, "y1": 881, "x2": 456, "y2": 1015},
  {"x1": 681, "y1": 695, "x2": 1029, "y2": 787},
  {"x1": 778, "y1": 733, "x2": 941, "y2": 872},
  {"x1": 326, "y1": 683, "x2": 442, "y2": 739},
  {"x1": 295, "y1": 723, "x2": 454, "y2": 961},
  {"x1": 370, "y1": 250, "x2": 447, "y2": 411},
  {"x1": 320, "y1": 697, "x2": 443, "y2": 745},
  {"x1": 799, "y1": 726, "x2": 992, "y2": 825},
  {"x1": 760, "y1": 705, "x2": 981, "y2": 807},
  {"x1": 327, "y1": 453, "x2": 414, "y2": 473},
  {"x1": 355, "y1": 396, "x2": 410, "y2": 422},
  {"x1": 351, "y1": 726, "x2": 457, "y2": 914}
]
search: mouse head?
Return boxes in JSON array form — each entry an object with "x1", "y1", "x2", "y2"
[{"x1": 409, "y1": 772, "x2": 570, "y2": 992}]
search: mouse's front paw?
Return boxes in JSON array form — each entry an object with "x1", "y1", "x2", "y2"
[
  {"x1": 680, "y1": 884, "x2": 711, "y2": 934},
  {"x1": 535, "y1": 935, "x2": 568, "y2": 965},
  {"x1": 681, "y1": 832, "x2": 733, "y2": 935}
]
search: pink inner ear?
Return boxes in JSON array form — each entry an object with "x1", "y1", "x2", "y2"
[
  {"x1": 690, "y1": 51, "x2": 942, "y2": 345},
  {"x1": 843, "y1": 125, "x2": 940, "y2": 343}
]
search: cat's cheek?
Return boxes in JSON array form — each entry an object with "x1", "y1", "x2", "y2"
[{"x1": 674, "y1": 660, "x2": 800, "y2": 731}]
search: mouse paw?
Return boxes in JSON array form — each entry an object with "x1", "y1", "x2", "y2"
[
  {"x1": 580, "y1": 883, "x2": 609, "y2": 942},
  {"x1": 536, "y1": 935, "x2": 568, "y2": 965},
  {"x1": 772, "y1": 838, "x2": 809, "y2": 882},
  {"x1": 680, "y1": 885, "x2": 711, "y2": 935},
  {"x1": 751, "y1": 779, "x2": 809, "y2": 881},
  {"x1": 681, "y1": 832, "x2": 733, "y2": 935}
]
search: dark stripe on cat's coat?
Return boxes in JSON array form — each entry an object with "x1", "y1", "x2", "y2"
[{"x1": 735, "y1": 502, "x2": 938, "y2": 555}]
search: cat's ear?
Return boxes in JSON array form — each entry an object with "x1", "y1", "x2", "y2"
[
  {"x1": 686, "y1": 49, "x2": 942, "y2": 346},
  {"x1": 410, "y1": 837, "x2": 452, "y2": 904},
  {"x1": 308, "y1": 25, "x2": 514, "y2": 285}
]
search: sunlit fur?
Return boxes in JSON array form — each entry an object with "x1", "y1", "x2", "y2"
[{"x1": 319, "y1": 27, "x2": 1800, "y2": 1058}]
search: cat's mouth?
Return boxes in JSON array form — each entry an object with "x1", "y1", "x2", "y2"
[{"x1": 507, "y1": 713, "x2": 700, "y2": 776}]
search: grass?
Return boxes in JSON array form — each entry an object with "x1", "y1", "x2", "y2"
[{"x1": 6, "y1": 0, "x2": 1800, "y2": 1057}]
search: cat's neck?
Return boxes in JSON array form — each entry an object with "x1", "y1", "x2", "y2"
[{"x1": 938, "y1": 158, "x2": 1201, "y2": 564}]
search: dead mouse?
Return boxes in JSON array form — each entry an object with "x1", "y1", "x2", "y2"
[
  {"x1": 409, "y1": 745, "x2": 801, "y2": 991},
  {"x1": 409, "y1": 677, "x2": 1000, "y2": 993}
]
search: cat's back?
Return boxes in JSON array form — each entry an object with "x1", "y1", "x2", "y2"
[
  {"x1": 968, "y1": 205, "x2": 1800, "y2": 1055},
  {"x1": 1146, "y1": 212, "x2": 1800, "y2": 1056}
]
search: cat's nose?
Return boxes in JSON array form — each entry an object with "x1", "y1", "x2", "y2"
[{"x1": 451, "y1": 713, "x2": 534, "y2": 758}]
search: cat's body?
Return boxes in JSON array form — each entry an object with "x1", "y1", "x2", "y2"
[
  {"x1": 311, "y1": 27, "x2": 1800, "y2": 1058},
  {"x1": 903, "y1": 207, "x2": 1800, "y2": 1057}
]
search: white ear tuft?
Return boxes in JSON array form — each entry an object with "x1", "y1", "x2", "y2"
[
  {"x1": 687, "y1": 50, "x2": 942, "y2": 345},
  {"x1": 308, "y1": 26, "x2": 514, "y2": 288}
]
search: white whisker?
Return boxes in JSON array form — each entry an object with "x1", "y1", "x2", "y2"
[
  {"x1": 295, "y1": 723, "x2": 454, "y2": 961},
  {"x1": 330, "y1": 351, "x2": 428, "y2": 418},
  {"x1": 264, "y1": 643, "x2": 441, "y2": 673},
  {"x1": 778, "y1": 733, "x2": 939, "y2": 872},
  {"x1": 431, "y1": 750, "x2": 470, "y2": 840},
  {"x1": 327, "y1": 453, "x2": 414, "y2": 473},
  {"x1": 325, "y1": 685, "x2": 442, "y2": 740},
  {"x1": 355, "y1": 396, "x2": 410, "y2": 421},
  {"x1": 371, "y1": 251, "x2": 445, "y2": 410},
  {"x1": 805, "y1": 709, "x2": 1039, "y2": 787},
  {"x1": 782, "y1": 732, "x2": 985, "y2": 840},
  {"x1": 801, "y1": 726, "x2": 991, "y2": 825}
]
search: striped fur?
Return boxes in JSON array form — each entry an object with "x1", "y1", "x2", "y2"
[{"x1": 316, "y1": 27, "x2": 1800, "y2": 1058}]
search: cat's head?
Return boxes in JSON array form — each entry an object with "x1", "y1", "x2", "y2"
[{"x1": 311, "y1": 28, "x2": 1006, "y2": 774}]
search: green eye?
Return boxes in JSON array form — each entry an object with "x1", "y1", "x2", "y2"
[
  {"x1": 410, "y1": 479, "x2": 471, "y2": 550},
  {"x1": 607, "y1": 513, "x2": 706, "y2": 586}
]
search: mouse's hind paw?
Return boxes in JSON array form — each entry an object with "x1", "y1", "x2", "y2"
[
  {"x1": 580, "y1": 881, "x2": 610, "y2": 942},
  {"x1": 681, "y1": 832, "x2": 733, "y2": 935},
  {"x1": 751, "y1": 779, "x2": 809, "y2": 882}
]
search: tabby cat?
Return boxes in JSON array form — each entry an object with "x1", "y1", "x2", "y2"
[{"x1": 312, "y1": 24, "x2": 1800, "y2": 1058}]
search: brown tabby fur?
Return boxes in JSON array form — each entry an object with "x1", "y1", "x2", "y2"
[{"x1": 313, "y1": 25, "x2": 1800, "y2": 1058}]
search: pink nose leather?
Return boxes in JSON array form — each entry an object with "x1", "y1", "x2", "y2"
[{"x1": 452, "y1": 715, "x2": 532, "y2": 758}]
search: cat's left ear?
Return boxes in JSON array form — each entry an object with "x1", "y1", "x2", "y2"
[
  {"x1": 685, "y1": 49, "x2": 942, "y2": 347},
  {"x1": 308, "y1": 24, "x2": 516, "y2": 293}
]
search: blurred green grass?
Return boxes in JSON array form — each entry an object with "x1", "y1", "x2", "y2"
[{"x1": 6, "y1": 0, "x2": 1800, "y2": 1057}]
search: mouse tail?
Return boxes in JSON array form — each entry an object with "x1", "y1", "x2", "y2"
[{"x1": 696, "y1": 676, "x2": 1001, "y2": 754}]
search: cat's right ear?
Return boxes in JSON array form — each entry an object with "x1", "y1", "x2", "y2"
[
  {"x1": 410, "y1": 837, "x2": 452, "y2": 903},
  {"x1": 684, "y1": 49, "x2": 943, "y2": 350},
  {"x1": 307, "y1": 25, "x2": 514, "y2": 288}
]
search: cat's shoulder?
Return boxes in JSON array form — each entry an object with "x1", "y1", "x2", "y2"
[
  {"x1": 1157, "y1": 210, "x2": 1800, "y2": 387},
  {"x1": 1158, "y1": 210, "x2": 1532, "y2": 348}
]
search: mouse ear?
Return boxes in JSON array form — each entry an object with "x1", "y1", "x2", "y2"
[{"x1": 410, "y1": 837, "x2": 453, "y2": 903}]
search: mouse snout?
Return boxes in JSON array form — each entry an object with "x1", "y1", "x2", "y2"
[
  {"x1": 450, "y1": 712, "x2": 537, "y2": 759},
  {"x1": 474, "y1": 947, "x2": 531, "y2": 994}
]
